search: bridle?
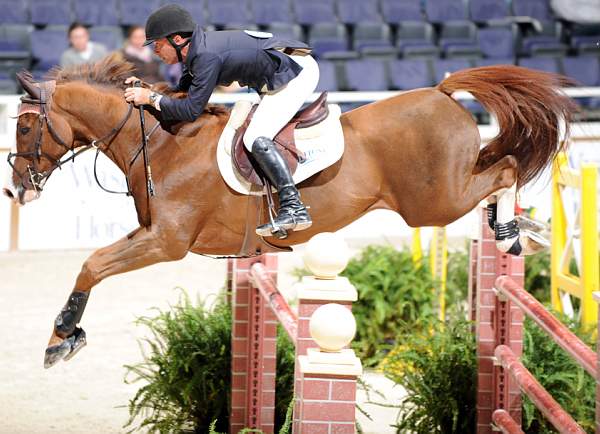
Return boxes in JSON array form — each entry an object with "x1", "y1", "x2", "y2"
[{"x1": 7, "y1": 80, "x2": 134, "y2": 194}]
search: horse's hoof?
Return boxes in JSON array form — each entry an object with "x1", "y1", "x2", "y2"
[
  {"x1": 63, "y1": 327, "x2": 87, "y2": 361},
  {"x1": 519, "y1": 230, "x2": 550, "y2": 255},
  {"x1": 515, "y1": 215, "x2": 549, "y2": 234},
  {"x1": 44, "y1": 341, "x2": 72, "y2": 369},
  {"x1": 43, "y1": 327, "x2": 87, "y2": 369}
]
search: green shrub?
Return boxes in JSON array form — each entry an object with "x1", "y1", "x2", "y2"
[
  {"x1": 380, "y1": 315, "x2": 596, "y2": 434},
  {"x1": 524, "y1": 251, "x2": 551, "y2": 304},
  {"x1": 380, "y1": 318, "x2": 477, "y2": 434},
  {"x1": 340, "y1": 245, "x2": 438, "y2": 366},
  {"x1": 521, "y1": 315, "x2": 596, "y2": 433},
  {"x1": 123, "y1": 291, "x2": 295, "y2": 433},
  {"x1": 444, "y1": 246, "x2": 469, "y2": 318}
]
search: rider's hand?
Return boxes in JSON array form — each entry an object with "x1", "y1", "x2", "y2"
[
  {"x1": 124, "y1": 86, "x2": 151, "y2": 106},
  {"x1": 125, "y1": 76, "x2": 152, "y2": 89},
  {"x1": 124, "y1": 76, "x2": 140, "y2": 86}
]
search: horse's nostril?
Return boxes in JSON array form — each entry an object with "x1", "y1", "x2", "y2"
[{"x1": 2, "y1": 188, "x2": 15, "y2": 199}]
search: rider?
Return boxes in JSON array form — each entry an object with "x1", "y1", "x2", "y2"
[{"x1": 123, "y1": 4, "x2": 319, "y2": 237}]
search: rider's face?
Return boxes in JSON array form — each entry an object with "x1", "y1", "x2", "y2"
[
  {"x1": 153, "y1": 35, "x2": 189, "y2": 64},
  {"x1": 154, "y1": 38, "x2": 179, "y2": 64}
]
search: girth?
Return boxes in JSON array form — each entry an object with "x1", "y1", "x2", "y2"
[{"x1": 232, "y1": 91, "x2": 329, "y2": 186}]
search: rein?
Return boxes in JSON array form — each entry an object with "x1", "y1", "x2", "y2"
[{"x1": 9, "y1": 81, "x2": 158, "y2": 210}]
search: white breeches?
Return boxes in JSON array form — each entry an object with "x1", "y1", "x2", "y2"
[{"x1": 243, "y1": 54, "x2": 320, "y2": 151}]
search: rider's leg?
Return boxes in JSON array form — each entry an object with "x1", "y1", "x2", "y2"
[
  {"x1": 243, "y1": 54, "x2": 320, "y2": 236},
  {"x1": 250, "y1": 137, "x2": 312, "y2": 236}
]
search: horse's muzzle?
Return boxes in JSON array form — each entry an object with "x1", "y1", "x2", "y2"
[{"x1": 2, "y1": 183, "x2": 39, "y2": 205}]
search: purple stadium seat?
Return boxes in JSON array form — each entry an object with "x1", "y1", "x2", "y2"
[
  {"x1": 517, "y1": 56, "x2": 559, "y2": 74},
  {"x1": 520, "y1": 21, "x2": 565, "y2": 56},
  {"x1": 207, "y1": 0, "x2": 251, "y2": 27},
  {"x1": 0, "y1": 24, "x2": 31, "y2": 74},
  {"x1": 512, "y1": 0, "x2": 553, "y2": 21},
  {"x1": 353, "y1": 22, "x2": 393, "y2": 51},
  {"x1": 433, "y1": 58, "x2": 472, "y2": 83},
  {"x1": 162, "y1": 0, "x2": 206, "y2": 26},
  {"x1": 562, "y1": 56, "x2": 600, "y2": 87},
  {"x1": 31, "y1": 27, "x2": 69, "y2": 71},
  {"x1": 570, "y1": 24, "x2": 600, "y2": 55},
  {"x1": 389, "y1": 59, "x2": 433, "y2": 90},
  {"x1": 267, "y1": 22, "x2": 303, "y2": 41},
  {"x1": 0, "y1": 1, "x2": 29, "y2": 24},
  {"x1": 250, "y1": 0, "x2": 292, "y2": 26},
  {"x1": 344, "y1": 59, "x2": 388, "y2": 90},
  {"x1": 336, "y1": 0, "x2": 381, "y2": 24},
  {"x1": 120, "y1": 0, "x2": 160, "y2": 26},
  {"x1": 89, "y1": 26, "x2": 124, "y2": 51},
  {"x1": 309, "y1": 23, "x2": 348, "y2": 57},
  {"x1": 294, "y1": 2, "x2": 337, "y2": 25},
  {"x1": 478, "y1": 27, "x2": 516, "y2": 58},
  {"x1": 396, "y1": 21, "x2": 438, "y2": 57},
  {"x1": 469, "y1": 0, "x2": 510, "y2": 23},
  {"x1": 425, "y1": 0, "x2": 468, "y2": 23},
  {"x1": 30, "y1": 0, "x2": 72, "y2": 26},
  {"x1": 439, "y1": 21, "x2": 480, "y2": 58},
  {"x1": 381, "y1": 0, "x2": 423, "y2": 23},
  {"x1": 75, "y1": 0, "x2": 120, "y2": 26},
  {"x1": 316, "y1": 60, "x2": 338, "y2": 91}
]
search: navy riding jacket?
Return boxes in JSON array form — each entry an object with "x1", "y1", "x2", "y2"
[{"x1": 159, "y1": 26, "x2": 312, "y2": 122}]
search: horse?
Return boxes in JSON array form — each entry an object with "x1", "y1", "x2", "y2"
[{"x1": 3, "y1": 55, "x2": 576, "y2": 368}]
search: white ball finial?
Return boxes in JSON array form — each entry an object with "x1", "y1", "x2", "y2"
[
  {"x1": 309, "y1": 303, "x2": 357, "y2": 352},
  {"x1": 303, "y1": 232, "x2": 350, "y2": 279}
]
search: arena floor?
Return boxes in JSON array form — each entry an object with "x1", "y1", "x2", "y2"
[{"x1": 0, "y1": 248, "x2": 402, "y2": 434}]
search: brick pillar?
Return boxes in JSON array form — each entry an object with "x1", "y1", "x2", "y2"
[
  {"x1": 293, "y1": 275, "x2": 361, "y2": 433},
  {"x1": 476, "y1": 208, "x2": 525, "y2": 434},
  {"x1": 230, "y1": 254, "x2": 278, "y2": 434}
]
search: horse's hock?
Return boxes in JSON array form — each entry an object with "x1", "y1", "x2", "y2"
[{"x1": 229, "y1": 232, "x2": 362, "y2": 434}]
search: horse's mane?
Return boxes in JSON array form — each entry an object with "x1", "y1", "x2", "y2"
[
  {"x1": 48, "y1": 53, "x2": 136, "y2": 90},
  {"x1": 47, "y1": 53, "x2": 229, "y2": 117}
]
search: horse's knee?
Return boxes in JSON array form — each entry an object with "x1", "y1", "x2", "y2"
[
  {"x1": 164, "y1": 246, "x2": 188, "y2": 261},
  {"x1": 156, "y1": 236, "x2": 188, "y2": 261}
]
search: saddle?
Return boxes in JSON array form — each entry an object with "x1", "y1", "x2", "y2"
[{"x1": 232, "y1": 91, "x2": 329, "y2": 186}]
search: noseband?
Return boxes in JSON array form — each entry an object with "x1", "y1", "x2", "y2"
[{"x1": 7, "y1": 80, "x2": 133, "y2": 193}]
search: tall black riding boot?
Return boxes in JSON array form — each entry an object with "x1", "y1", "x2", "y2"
[{"x1": 250, "y1": 136, "x2": 312, "y2": 237}]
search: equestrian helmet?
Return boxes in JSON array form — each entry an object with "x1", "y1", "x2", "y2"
[{"x1": 143, "y1": 4, "x2": 196, "y2": 46}]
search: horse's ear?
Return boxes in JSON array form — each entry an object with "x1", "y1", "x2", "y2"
[{"x1": 16, "y1": 71, "x2": 41, "y2": 100}]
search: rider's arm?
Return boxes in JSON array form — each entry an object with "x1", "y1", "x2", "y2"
[{"x1": 158, "y1": 53, "x2": 222, "y2": 122}]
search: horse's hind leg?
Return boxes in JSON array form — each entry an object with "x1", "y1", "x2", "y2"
[
  {"x1": 44, "y1": 225, "x2": 187, "y2": 369},
  {"x1": 486, "y1": 183, "x2": 550, "y2": 256}
]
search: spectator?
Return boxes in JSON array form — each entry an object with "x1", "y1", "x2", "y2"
[
  {"x1": 120, "y1": 26, "x2": 164, "y2": 82},
  {"x1": 60, "y1": 23, "x2": 108, "y2": 67}
]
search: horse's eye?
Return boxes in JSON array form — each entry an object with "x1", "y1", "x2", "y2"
[{"x1": 19, "y1": 126, "x2": 31, "y2": 135}]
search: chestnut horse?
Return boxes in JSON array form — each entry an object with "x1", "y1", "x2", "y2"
[{"x1": 3, "y1": 55, "x2": 575, "y2": 368}]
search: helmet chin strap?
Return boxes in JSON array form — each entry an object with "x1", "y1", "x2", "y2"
[{"x1": 166, "y1": 35, "x2": 191, "y2": 63}]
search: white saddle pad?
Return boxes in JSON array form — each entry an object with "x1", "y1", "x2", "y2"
[{"x1": 216, "y1": 100, "x2": 345, "y2": 195}]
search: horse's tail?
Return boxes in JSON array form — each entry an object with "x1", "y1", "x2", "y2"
[{"x1": 436, "y1": 65, "x2": 577, "y2": 186}]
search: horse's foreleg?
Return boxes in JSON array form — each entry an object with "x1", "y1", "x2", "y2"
[{"x1": 44, "y1": 226, "x2": 187, "y2": 368}]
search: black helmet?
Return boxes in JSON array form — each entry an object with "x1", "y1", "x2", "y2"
[{"x1": 143, "y1": 4, "x2": 196, "y2": 46}]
